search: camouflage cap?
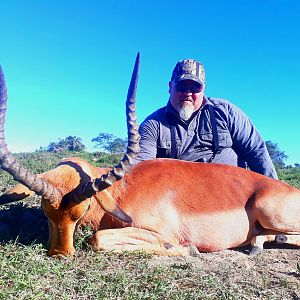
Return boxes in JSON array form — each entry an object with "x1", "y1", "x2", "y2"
[{"x1": 171, "y1": 59, "x2": 205, "y2": 85}]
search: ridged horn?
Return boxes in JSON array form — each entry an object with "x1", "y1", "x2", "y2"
[
  {"x1": 83, "y1": 52, "x2": 140, "y2": 197},
  {"x1": 0, "y1": 66, "x2": 62, "y2": 205}
]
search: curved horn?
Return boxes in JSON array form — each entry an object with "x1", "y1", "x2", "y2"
[
  {"x1": 0, "y1": 66, "x2": 62, "y2": 205},
  {"x1": 83, "y1": 52, "x2": 140, "y2": 197}
]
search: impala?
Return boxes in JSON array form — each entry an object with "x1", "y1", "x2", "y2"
[{"x1": 0, "y1": 54, "x2": 299, "y2": 257}]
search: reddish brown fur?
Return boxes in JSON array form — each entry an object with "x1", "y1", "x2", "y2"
[{"x1": 4, "y1": 157, "x2": 300, "y2": 256}]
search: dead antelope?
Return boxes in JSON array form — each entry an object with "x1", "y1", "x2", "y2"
[{"x1": 0, "y1": 54, "x2": 299, "y2": 258}]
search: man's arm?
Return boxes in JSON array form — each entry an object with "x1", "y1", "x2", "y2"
[
  {"x1": 135, "y1": 118, "x2": 159, "y2": 163},
  {"x1": 227, "y1": 103, "x2": 278, "y2": 179}
]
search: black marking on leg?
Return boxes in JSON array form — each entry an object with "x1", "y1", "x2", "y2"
[
  {"x1": 164, "y1": 242, "x2": 173, "y2": 250},
  {"x1": 254, "y1": 220, "x2": 264, "y2": 233},
  {"x1": 275, "y1": 234, "x2": 288, "y2": 244},
  {"x1": 249, "y1": 246, "x2": 263, "y2": 256}
]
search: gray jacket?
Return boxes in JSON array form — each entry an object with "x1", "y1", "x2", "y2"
[{"x1": 136, "y1": 96, "x2": 278, "y2": 179}]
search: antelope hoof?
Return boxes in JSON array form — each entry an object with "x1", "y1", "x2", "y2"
[
  {"x1": 249, "y1": 246, "x2": 263, "y2": 256},
  {"x1": 275, "y1": 234, "x2": 288, "y2": 244}
]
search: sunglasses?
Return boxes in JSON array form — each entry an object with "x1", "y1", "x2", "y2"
[{"x1": 175, "y1": 83, "x2": 202, "y2": 93}]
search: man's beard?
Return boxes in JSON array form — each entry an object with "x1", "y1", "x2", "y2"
[{"x1": 177, "y1": 103, "x2": 194, "y2": 121}]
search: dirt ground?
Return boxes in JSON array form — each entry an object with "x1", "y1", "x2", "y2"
[{"x1": 149, "y1": 246, "x2": 300, "y2": 299}]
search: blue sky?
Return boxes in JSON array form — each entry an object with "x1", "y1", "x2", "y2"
[{"x1": 1, "y1": 0, "x2": 299, "y2": 165}]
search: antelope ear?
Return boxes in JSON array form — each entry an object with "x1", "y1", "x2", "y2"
[
  {"x1": 93, "y1": 189, "x2": 132, "y2": 224},
  {"x1": 0, "y1": 184, "x2": 33, "y2": 205}
]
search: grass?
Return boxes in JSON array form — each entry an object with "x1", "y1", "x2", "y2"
[
  {"x1": 0, "y1": 240, "x2": 299, "y2": 299},
  {"x1": 0, "y1": 151, "x2": 299, "y2": 299},
  {"x1": 0, "y1": 243, "x2": 220, "y2": 300}
]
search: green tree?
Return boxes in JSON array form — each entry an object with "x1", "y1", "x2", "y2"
[
  {"x1": 92, "y1": 133, "x2": 127, "y2": 154},
  {"x1": 46, "y1": 136, "x2": 85, "y2": 152},
  {"x1": 266, "y1": 140, "x2": 288, "y2": 168}
]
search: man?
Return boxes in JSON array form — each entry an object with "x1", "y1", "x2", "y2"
[{"x1": 136, "y1": 59, "x2": 278, "y2": 179}]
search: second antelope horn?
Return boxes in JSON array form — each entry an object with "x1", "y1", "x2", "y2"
[{"x1": 83, "y1": 52, "x2": 141, "y2": 197}]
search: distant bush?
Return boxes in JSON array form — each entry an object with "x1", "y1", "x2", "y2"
[
  {"x1": 44, "y1": 136, "x2": 86, "y2": 152},
  {"x1": 266, "y1": 141, "x2": 288, "y2": 168},
  {"x1": 91, "y1": 133, "x2": 127, "y2": 154},
  {"x1": 277, "y1": 166, "x2": 300, "y2": 189}
]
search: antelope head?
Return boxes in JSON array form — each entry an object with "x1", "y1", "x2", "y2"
[{"x1": 0, "y1": 53, "x2": 140, "y2": 257}]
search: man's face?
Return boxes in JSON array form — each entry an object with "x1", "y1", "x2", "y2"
[{"x1": 169, "y1": 79, "x2": 205, "y2": 121}]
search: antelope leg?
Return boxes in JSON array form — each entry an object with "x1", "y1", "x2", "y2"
[{"x1": 88, "y1": 227, "x2": 199, "y2": 257}]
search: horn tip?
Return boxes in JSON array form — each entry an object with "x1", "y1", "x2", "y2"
[{"x1": 136, "y1": 52, "x2": 140, "y2": 63}]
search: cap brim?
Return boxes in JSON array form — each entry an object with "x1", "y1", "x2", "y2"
[{"x1": 174, "y1": 74, "x2": 203, "y2": 85}]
